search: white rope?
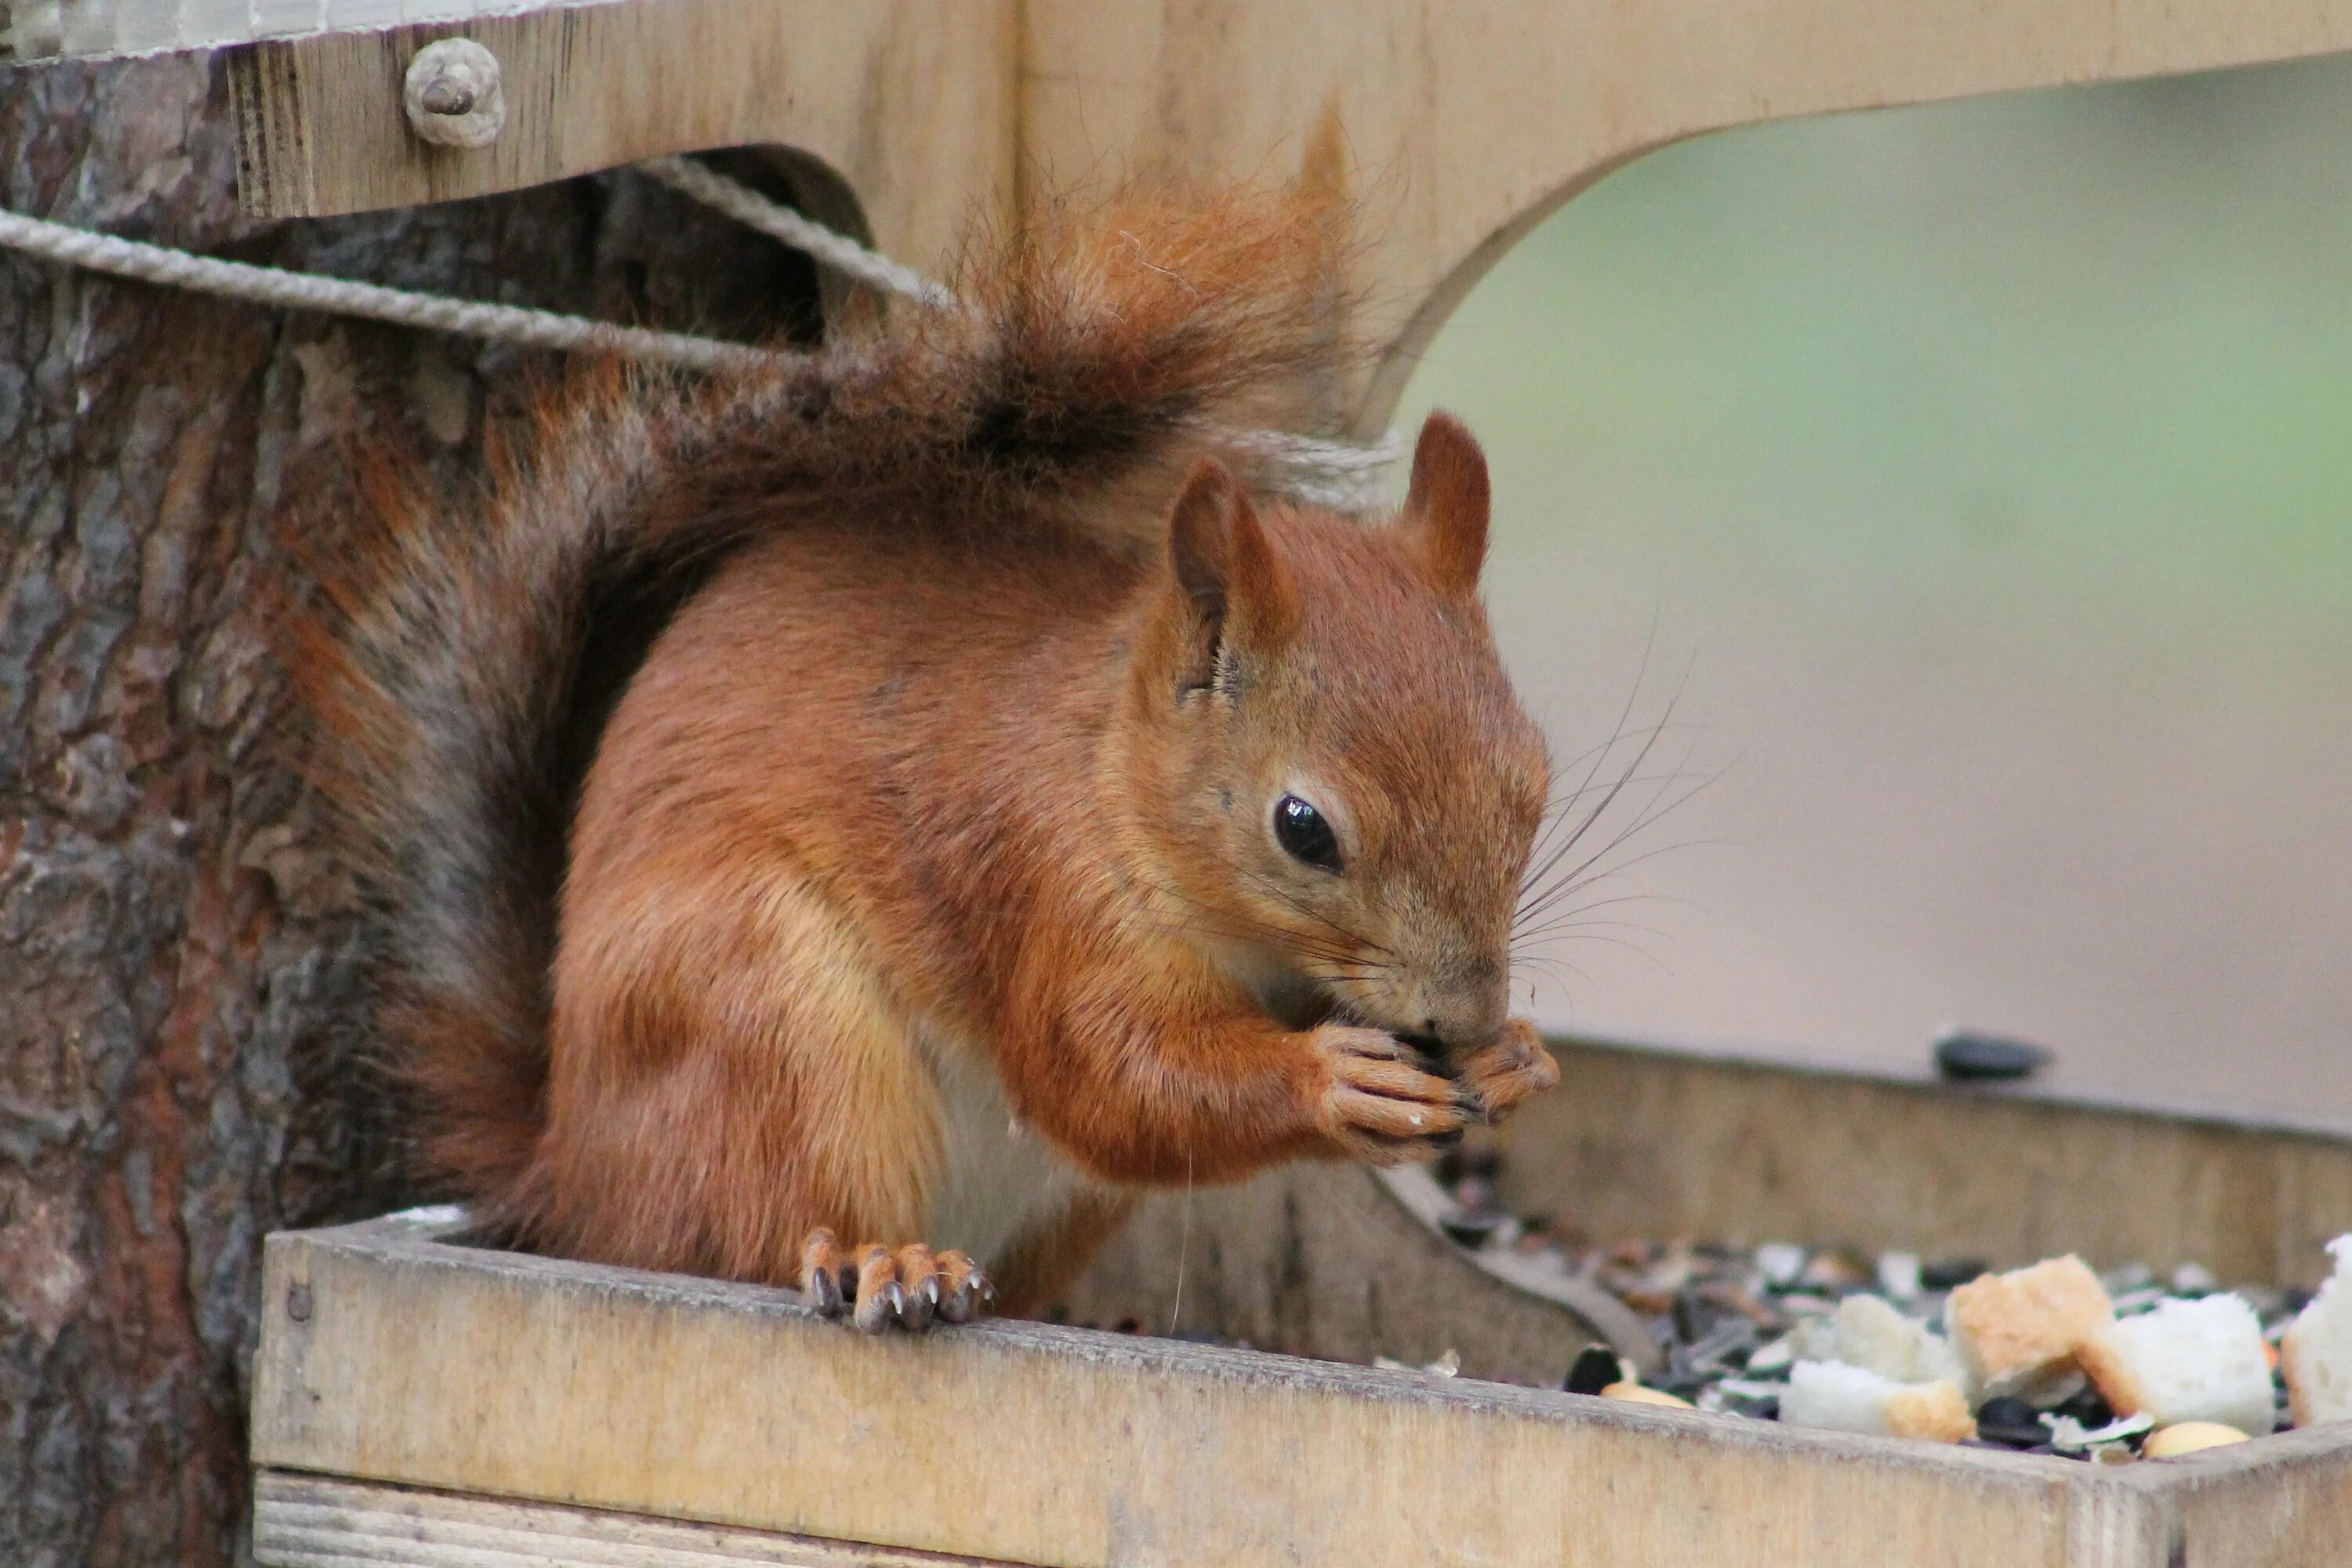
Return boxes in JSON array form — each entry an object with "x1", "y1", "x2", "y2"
[
  {"x1": 1231, "y1": 429, "x2": 1406, "y2": 474},
  {"x1": 0, "y1": 203, "x2": 782, "y2": 375},
  {"x1": 1225, "y1": 427, "x2": 1406, "y2": 507},
  {"x1": 639, "y1": 156, "x2": 959, "y2": 310},
  {"x1": 0, "y1": 162, "x2": 1403, "y2": 503}
]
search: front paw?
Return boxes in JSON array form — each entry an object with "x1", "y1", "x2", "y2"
[
  {"x1": 1457, "y1": 1018, "x2": 1559, "y2": 1126},
  {"x1": 1309, "y1": 1024, "x2": 1475, "y2": 1167},
  {"x1": 799, "y1": 1229, "x2": 995, "y2": 1333}
]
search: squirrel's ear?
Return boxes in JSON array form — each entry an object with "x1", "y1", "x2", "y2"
[
  {"x1": 1399, "y1": 410, "x2": 1491, "y2": 598},
  {"x1": 1167, "y1": 459, "x2": 1298, "y2": 689}
]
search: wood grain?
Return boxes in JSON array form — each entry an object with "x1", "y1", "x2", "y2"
[
  {"x1": 248, "y1": 1201, "x2": 2352, "y2": 1568},
  {"x1": 199, "y1": 0, "x2": 2352, "y2": 425},
  {"x1": 252, "y1": 1471, "x2": 1013, "y2": 1567},
  {"x1": 249, "y1": 1214, "x2": 2103, "y2": 1568},
  {"x1": 225, "y1": 0, "x2": 1016, "y2": 273}
]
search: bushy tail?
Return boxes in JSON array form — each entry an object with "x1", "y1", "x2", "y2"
[{"x1": 299, "y1": 187, "x2": 1357, "y2": 1214}]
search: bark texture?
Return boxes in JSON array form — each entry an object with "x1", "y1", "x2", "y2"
[{"x1": 0, "y1": 53, "x2": 818, "y2": 1568}]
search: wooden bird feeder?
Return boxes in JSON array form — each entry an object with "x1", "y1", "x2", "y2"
[
  {"x1": 250, "y1": 1035, "x2": 2352, "y2": 1568},
  {"x1": 20, "y1": 2, "x2": 2352, "y2": 1563}
]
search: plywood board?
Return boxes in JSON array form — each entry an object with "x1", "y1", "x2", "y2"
[
  {"x1": 223, "y1": 0, "x2": 1016, "y2": 273},
  {"x1": 247, "y1": 1199, "x2": 2352, "y2": 1568},
  {"x1": 131, "y1": 0, "x2": 2336, "y2": 423}
]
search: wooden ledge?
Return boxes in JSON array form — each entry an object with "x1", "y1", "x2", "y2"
[{"x1": 252, "y1": 1166, "x2": 2352, "y2": 1567}]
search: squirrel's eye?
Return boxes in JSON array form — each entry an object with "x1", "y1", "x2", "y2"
[{"x1": 1273, "y1": 794, "x2": 1343, "y2": 873}]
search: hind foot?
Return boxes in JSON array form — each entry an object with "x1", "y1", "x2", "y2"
[{"x1": 799, "y1": 1229, "x2": 995, "y2": 1334}]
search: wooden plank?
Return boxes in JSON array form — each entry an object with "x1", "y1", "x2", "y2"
[
  {"x1": 250, "y1": 1214, "x2": 2162, "y2": 1568},
  {"x1": 250, "y1": 1458, "x2": 2352, "y2": 1568},
  {"x1": 41, "y1": 0, "x2": 2352, "y2": 417},
  {"x1": 224, "y1": 0, "x2": 1016, "y2": 274},
  {"x1": 1486, "y1": 1036, "x2": 2352, "y2": 1289},
  {"x1": 252, "y1": 1470, "x2": 1012, "y2": 1567},
  {"x1": 177, "y1": 0, "x2": 2352, "y2": 372}
]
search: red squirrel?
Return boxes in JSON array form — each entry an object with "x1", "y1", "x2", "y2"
[{"x1": 307, "y1": 189, "x2": 1559, "y2": 1331}]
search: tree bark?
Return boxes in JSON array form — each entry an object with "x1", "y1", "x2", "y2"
[{"x1": 0, "y1": 53, "x2": 818, "y2": 1568}]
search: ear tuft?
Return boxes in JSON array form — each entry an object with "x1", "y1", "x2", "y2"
[
  {"x1": 1401, "y1": 410, "x2": 1491, "y2": 598},
  {"x1": 1170, "y1": 459, "x2": 1243, "y2": 619},
  {"x1": 1164, "y1": 459, "x2": 1298, "y2": 691}
]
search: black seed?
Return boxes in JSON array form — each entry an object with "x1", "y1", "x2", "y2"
[
  {"x1": 1933, "y1": 1029, "x2": 2053, "y2": 1081},
  {"x1": 1975, "y1": 1396, "x2": 2053, "y2": 1447},
  {"x1": 1564, "y1": 1345, "x2": 1621, "y2": 1396},
  {"x1": 1920, "y1": 1257, "x2": 1991, "y2": 1290},
  {"x1": 1439, "y1": 1210, "x2": 1505, "y2": 1247},
  {"x1": 2051, "y1": 1385, "x2": 2114, "y2": 1427}
]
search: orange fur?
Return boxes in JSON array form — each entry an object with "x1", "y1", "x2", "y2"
[{"x1": 304, "y1": 187, "x2": 1558, "y2": 1318}]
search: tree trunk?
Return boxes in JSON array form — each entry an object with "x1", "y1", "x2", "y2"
[{"x1": 1, "y1": 53, "x2": 819, "y2": 1567}]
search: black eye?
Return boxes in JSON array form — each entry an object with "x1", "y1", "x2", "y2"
[{"x1": 1273, "y1": 794, "x2": 1343, "y2": 872}]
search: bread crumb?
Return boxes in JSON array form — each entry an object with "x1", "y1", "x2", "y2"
[
  {"x1": 1781, "y1": 1360, "x2": 1976, "y2": 1443},
  {"x1": 1944, "y1": 1254, "x2": 2112, "y2": 1403},
  {"x1": 2078, "y1": 1294, "x2": 2274, "y2": 1435},
  {"x1": 2284, "y1": 1235, "x2": 2352, "y2": 1428}
]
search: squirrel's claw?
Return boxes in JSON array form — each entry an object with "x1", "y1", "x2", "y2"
[
  {"x1": 808, "y1": 1233, "x2": 993, "y2": 1333},
  {"x1": 1457, "y1": 1020, "x2": 1560, "y2": 1127},
  {"x1": 851, "y1": 1245, "x2": 902, "y2": 1334},
  {"x1": 800, "y1": 1228, "x2": 847, "y2": 1318}
]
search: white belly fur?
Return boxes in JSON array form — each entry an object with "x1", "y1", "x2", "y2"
[{"x1": 914, "y1": 1021, "x2": 1112, "y2": 1266}]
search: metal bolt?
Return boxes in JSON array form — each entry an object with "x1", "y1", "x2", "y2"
[{"x1": 402, "y1": 38, "x2": 506, "y2": 151}]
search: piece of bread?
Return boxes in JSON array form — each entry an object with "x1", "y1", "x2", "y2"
[
  {"x1": 2077, "y1": 1294, "x2": 2275, "y2": 1436},
  {"x1": 1943, "y1": 1254, "x2": 2113, "y2": 1404},
  {"x1": 1804, "y1": 1293, "x2": 1972, "y2": 1392},
  {"x1": 1780, "y1": 1360, "x2": 1977, "y2": 1443},
  {"x1": 2283, "y1": 1235, "x2": 2352, "y2": 1428}
]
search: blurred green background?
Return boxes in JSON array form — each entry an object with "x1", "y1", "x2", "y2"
[{"x1": 1389, "y1": 56, "x2": 2352, "y2": 1115}]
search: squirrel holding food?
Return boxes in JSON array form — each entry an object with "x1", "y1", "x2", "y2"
[{"x1": 307, "y1": 186, "x2": 1559, "y2": 1332}]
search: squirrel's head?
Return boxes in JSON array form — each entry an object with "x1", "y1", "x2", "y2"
[{"x1": 1126, "y1": 412, "x2": 1549, "y2": 1056}]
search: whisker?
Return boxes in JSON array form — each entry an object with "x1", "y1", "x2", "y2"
[
  {"x1": 1510, "y1": 914, "x2": 1675, "y2": 947},
  {"x1": 1516, "y1": 836, "x2": 1729, "y2": 931},
  {"x1": 1518, "y1": 654, "x2": 1696, "y2": 914},
  {"x1": 1518, "y1": 730, "x2": 1731, "y2": 926},
  {"x1": 1526, "y1": 630, "x2": 1661, "y2": 869}
]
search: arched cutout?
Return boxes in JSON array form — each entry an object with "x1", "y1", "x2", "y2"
[{"x1": 1390, "y1": 60, "x2": 2352, "y2": 1112}]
